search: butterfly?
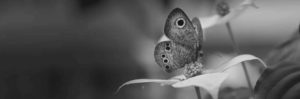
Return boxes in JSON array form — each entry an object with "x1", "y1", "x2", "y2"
[{"x1": 154, "y1": 8, "x2": 204, "y2": 73}]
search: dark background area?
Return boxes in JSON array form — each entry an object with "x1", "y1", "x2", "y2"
[{"x1": 0, "y1": 0, "x2": 299, "y2": 99}]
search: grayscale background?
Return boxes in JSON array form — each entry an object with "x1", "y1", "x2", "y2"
[{"x1": 0, "y1": 0, "x2": 299, "y2": 99}]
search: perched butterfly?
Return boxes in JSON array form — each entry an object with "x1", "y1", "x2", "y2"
[
  {"x1": 164, "y1": 8, "x2": 199, "y2": 48},
  {"x1": 154, "y1": 8, "x2": 204, "y2": 73},
  {"x1": 154, "y1": 41, "x2": 197, "y2": 73}
]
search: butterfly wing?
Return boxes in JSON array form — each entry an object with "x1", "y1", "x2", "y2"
[
  {"x1": 164, "y1": 8, "x2": 198, "y2": 47},
  {"x1": 192, "y1": 17, "x2": 204, "y2": 45},
  {"x1": 191, "y1": 17, "x2": 205, "y2": 59},
  {"x1": 154, "y1": 41, "x2": 197, "y2": 73}
]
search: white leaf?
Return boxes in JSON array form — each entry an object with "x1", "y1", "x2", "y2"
[
  {"x1": 115, "y1": 78, "x2": 180, "y2": 94},
  {"x1": 219, "y1": 54, "x2": 267, "y2": 72},
  {"x1": 172, "y1": 73, "x2": 229, "y2": 99},
  {"x1": 205, "y1": 54, "x2": 267, "y2": 74},
  {"x1": 170, "y1": 75, "x2": 186, "y2": 81}
]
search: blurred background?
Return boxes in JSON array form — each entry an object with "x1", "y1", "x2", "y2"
[{"x1": 0, "y1": 0, "x2": 299, "y2": 99}]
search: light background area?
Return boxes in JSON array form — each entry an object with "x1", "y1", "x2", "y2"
[{"x1": 0, "y1": 0, "x2": 299, "y2": 99}]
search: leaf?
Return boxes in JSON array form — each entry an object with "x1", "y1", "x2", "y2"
[
  {"x1": 220, "y1": 54, "x2": 267, "y2": 72},
  {"x1": 170, "y1": 54, "x2": 266, "y2": 99},
  {"x1": 115, "y1": 78, "x2": 180, "y2": 94},
  {"x1": 200, "y1": 0, "x2": 257, "y2": 29},
  {"x1": 170, "y1": 75, "x2": 186, "y2": 81},
  {"x1": 206, "y1": 54, "x2": 267, "y2": 73},
  {"x1": 116, "y1": 54, "x2": 266, "y2": 98},
  {"x1": 172, "y1": 73, "x2": 229, "y2": 99}
]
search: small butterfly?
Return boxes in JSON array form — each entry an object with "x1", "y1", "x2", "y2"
[
  {"x1": 154, "y1": 41, "x2": 197, "y2": 73},
  {"x1": 154, "y1": 8, "x2": 204, "y2": 73}
]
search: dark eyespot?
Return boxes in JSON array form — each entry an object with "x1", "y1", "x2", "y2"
[
  {"x1": 177, "y1": 20, "x2": 184, "y2": 26},
  {"x1": 176, "y1": 18, "x2": 185, "y2": 28},
  {"x1": 163, "y1": 59, "x2": 168, "y2": 63},
  {"x1": 166, "y1": 43, "x2": 170, "y2": 46},
  {"x1": 166, "y1": 47, "x2": 170, "y2": 50},
  {"x1": 161, "y1": 54, "x2": 166, "y2": 58},
  {"x1": 165, "y1": 65, "x2": 170, "y2": 69}
]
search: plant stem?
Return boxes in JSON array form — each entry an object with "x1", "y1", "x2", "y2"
[
  {"x1": 194, "y1": 87, "x2": 201, "y2": 99},
  {"x1": 225, "y1": 22, "x2": 254, "y2": 95},
  {"x1": 226, "y1": 22, "x2": 239, "y2": 52}
]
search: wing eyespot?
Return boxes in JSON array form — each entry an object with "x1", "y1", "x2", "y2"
[
  {"x1": 165, "y1": 65, "x2": 170, "y2": 69},
  {"x1": 176, "y1": 18, "x2": 185, "y2": 28},
  {"x1": 165, "y1": 47, "x2": 171, "y2": 51},
  {"x1": 163, "y1": 59, "x2": 168, "y2": 63}
]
